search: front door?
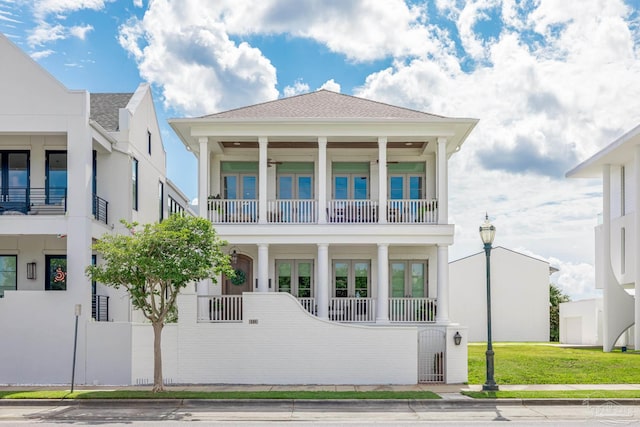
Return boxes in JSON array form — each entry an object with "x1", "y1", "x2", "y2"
[{"x1": 224, "y1": 254, "x2": 253, "y2": 295}]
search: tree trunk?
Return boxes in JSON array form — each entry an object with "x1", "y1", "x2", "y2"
[{"x1": 152, "y1": 321, "x2": 164, "y2": 393}]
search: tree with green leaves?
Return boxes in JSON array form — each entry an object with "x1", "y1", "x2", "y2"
[
  {"x1": 550, "y1": 284, "x2": 571, "y2": 342},
  {"x1": 86, "y1": 215, "x2": 234, "y2": 392}
]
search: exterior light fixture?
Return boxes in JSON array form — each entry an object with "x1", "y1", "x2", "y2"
[
  {"x1": 479, "y1": 213, "x2": 498, "y2": 391},
  {"x1": 230, "y1": 248, "x2": 238, "y2": 266},
  {"x1": 26, "y1": 262, "x2": 36, "y2": 280},
  {"x1": 454, "y1": 331, "x2": 462, "y2": 346}
]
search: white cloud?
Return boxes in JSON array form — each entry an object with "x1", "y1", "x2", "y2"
[
  {"x1": 30, "y1": 48, "x2": 54, "y2": 59},
  {"x1": 32, "y1": 0, "x2": 109, "y2": 19},
  {"x1": 27, "y1": 22, "x2": 66, "y2": 46},
  {"x1": 133, "y1": 0, "x2": 143, "y2": 7},
  {"x1": 283, "y1": 79, "x2": 309, "y2": 97},
  {"x1": 69, "y1": 24, "x2": 93, "y2": 40},
  {"x1": 118, "y1": 1, "x2": 278, "y2": 115},
  {"x1": 318, "y1": 79, "x2": 341, "y2": 92}
]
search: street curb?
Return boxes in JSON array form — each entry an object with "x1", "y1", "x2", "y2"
[{"x1": 1, "y1": 398, "x2": 639, "y2": 407}]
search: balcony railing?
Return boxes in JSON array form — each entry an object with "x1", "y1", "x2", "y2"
[
  {"x1": 386, "y1": 199, "x2": 438, "y2": 224},
  {"x1": 389, "y1": 297, "x2": 437, "y2": 322},
  {"x1": 268, "y1": 200, "x2": 317, "y2": 223},
  {"x1": 207, "y1": 198, "x2": 438, "y2": 225},
  {"x1": 208, "y1": 199, "x2": 257, "y2": 223},
  {"x1": 327, "y1": 200, "x2": 377, "y2": 223},
  {"x1": 93, "y1": 194, "x2": 108, "y2": 224},
  {"x1": 297, "y1": 297, "x2": 316, "y2": 314},
  {"x1": 0, "y1": 187, "x2": 66, "y2": 216},
  {"x1": 92, "y1": 295, "x2": 109, "y2": 321},
  {"x1": 198, "y1": 295, "x2": 243, "y2": 322}
]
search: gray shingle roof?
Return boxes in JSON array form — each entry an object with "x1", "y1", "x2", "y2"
[
  {"x1": 90, "y1": 93, "x2": 134, "y2": 131},
  {"x1": 202, "y1": 90, "x2": 444, "y2": 120}
]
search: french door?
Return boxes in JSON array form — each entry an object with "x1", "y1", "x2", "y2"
[
  {"x1": 390, "y1": 261, "x2": 427, "y2": 298},
  {"x1": 333, "y1": 260, "x2": 370, "y2": 298}
]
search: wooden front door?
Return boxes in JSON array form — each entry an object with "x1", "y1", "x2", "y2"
[{"x1": 224, "y1": 254, "x2": 253, "y2": 295}]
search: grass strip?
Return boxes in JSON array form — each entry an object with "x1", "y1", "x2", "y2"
[
  {"x1": 468, "y1": 344, "x2": 640, "y2": 384},
  {"x1": 0, "y1": 390, "x2": 440, "y2": 400},
  {"x1": 463, "y1": 390, "x2": 640, "y2": 399}
]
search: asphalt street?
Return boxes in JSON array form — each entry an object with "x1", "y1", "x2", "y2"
[{"x1": 1, "y1": 399, "x2": 639, "y2": 425}]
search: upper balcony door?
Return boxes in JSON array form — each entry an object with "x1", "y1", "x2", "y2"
[
  {"x1": 45, "y1": 151, "x2": 67, "y2": 205},
  {"x1": 388, "y1": 162, "x2": 425, "y2": 223},
  {"x1": 277, "y1": 162, "x2": 314, "y2": 223},
  {"x1": 330, "y1": 162, "x2": 371, "y2": 223},
  {"x1": 0, "y1": 151, "x2": 29, "y2": 213},
  {"x1": 221, "y1": 161, "x2": 258, "y2": 221}
]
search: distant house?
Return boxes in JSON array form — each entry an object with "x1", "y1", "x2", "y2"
[
  {"x1": 560, "y1": 298, "x2": 631, "y2": 346},
  {"x1": 449, "y1": 247, "x2": 554, "y2": 342},
  {"x1": 567, "y1": 124, "x2": 640, "y2": 351}
]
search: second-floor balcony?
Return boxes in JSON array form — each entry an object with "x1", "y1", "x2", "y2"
[
  {"x1": 208, "y1": 198, "x2": 439, "y2": 225},
  {"x1": 0, "y1": 187, "x2": 66, "y2": 216}
]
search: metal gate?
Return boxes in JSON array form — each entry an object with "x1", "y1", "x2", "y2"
[{"x1": 418, "y1": 327, "x2": 446, "y2": 383}]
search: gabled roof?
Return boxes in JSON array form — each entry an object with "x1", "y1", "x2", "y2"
[
  {"x1": 202, "y1": 89, "x2": 446, "y2": 120},
  {"x1": 566, "y1": 123, "x2": 640, "y2": 179},
  {"x1": 90, "y1": 93, "x2": 134, "y2": 132}
]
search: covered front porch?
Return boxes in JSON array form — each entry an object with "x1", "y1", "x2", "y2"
[{"x1": 195, "y1": 240, "x2": 452, "y2": 325}]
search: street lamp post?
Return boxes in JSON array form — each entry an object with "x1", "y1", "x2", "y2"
[{"x1": 479, "y1": 214, "x2": 499, "y2": 391}]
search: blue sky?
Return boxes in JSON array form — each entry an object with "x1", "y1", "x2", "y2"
[{"x1": 2, "y1": 0, "x2": 640, "y2": 300}]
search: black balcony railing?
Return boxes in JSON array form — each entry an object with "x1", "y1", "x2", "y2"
[
  {"x1": 93, "y1": 194, "x2": 108, "y2": 224},
  {"x1": 0, "y1": 187, "x2": 66, "y2": 215},
  {"x1": 92, "y1": 295, "x2": 109, "y2": 321}
]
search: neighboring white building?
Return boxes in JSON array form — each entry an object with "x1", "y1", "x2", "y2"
[
  {"x1": 449, "y1": 247, "x2": 553, "y2": 342},
  {"x1": 0, "y1": 34, "x2": 171, "y2": 384},
  {"x1": 567, "y1": 126, "x2": 640, "y2": 351}
]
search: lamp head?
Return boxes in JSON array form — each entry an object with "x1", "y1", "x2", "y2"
[{"x1": 479, "y1": 213, "x2": 496, "y2": 246}]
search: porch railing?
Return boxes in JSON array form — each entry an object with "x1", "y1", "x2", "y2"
[
  {"x1": 268, "y1": 200, "x2": 317, "y2": 223},
  {"x1": 327, "y1": 200, "x2": 377, "y2": 223},
  {"x1": 386, "y1": 199, "x2": 438, "y2": 224},
  {"x1": 208, "y1": 199, "x2": 257, "y2": 224},
  {"x1": 297, "y1": 297, "x2": 316, "y2": 314},
  {"x1": 389, "y1": 297, "x2": 437, "y2": 322},
  {"x1": 0, "y1": 187, "x2": 67, "y2": 215},
  {"x1": 198, "y1": 295, "x2": 243, "y2": 322},
  {"x1": 92, "y1": 295, "x2": 109, "y2": 321},
  {"x1": 329, "y1": 297, "x2": 375, "y2": 322},
  {"x1": 93, "y1": 194, "x2": 108, "y2": 224}
]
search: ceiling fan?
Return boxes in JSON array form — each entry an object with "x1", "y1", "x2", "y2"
[{"x1": 267, "y1": 159, "x2": 283, "y2": 167}]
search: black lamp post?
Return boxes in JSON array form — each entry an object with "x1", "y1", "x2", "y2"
[{"x1": 479, "y1": 214, "x2": 499, "y2": 391}]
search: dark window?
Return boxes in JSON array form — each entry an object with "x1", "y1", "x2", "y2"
[
  {"x1": 45, "y1": 151, "x2": 67, "y2": 205},
  {"x1": 159, "y1": 181, "x2": 164, "y2": 221},
  {"x1": 132, "y1": 158, "x2": 138, "y2": 211},
  {"x1": 147, "y1": 130, "x2": 152, "y2": 155},
  {"x1": 45, "y1": 255, "x2": 67, "y2": 291}
]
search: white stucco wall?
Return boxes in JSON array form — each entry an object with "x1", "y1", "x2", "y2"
[
  {"x1": 560, "y1": 299, "x2": 603, "y2": 345},
  {"x1": 450, "y1": 247, "x2": 550, "y2": 342}
]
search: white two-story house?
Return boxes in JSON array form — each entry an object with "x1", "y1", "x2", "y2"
[
  {"x1": 567, "y1": 124, "x2": 640, "y2": 352},
  {"x1": 163, "y1": 90, "x2": 478, "y2": 384},
  {"x1": 0, "y1": 33, "x2": 171, "y2": 384}
]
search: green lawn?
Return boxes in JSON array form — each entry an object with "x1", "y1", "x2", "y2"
[{"x1": 468, "y1": 343, "x2": 640, "y2": 384}]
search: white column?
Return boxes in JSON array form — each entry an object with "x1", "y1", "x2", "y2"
[
  {"x1": 436, "y1": 244, "x2": 450, "y2": 323},
  {"x1": 437, "y1": 137, "x2": 448, "y2": 224},
  {"x1": 317, "y1": 244, "x2": 329, "y2": 319},
  {"x1": 378, "y1": 137, "x2": 388, "y2": 224},
  {"x1": 318, "y1": 137, "x2": 327, "y2": 224},
  {"x1": 376, "y1": 243, "x2": 389, "y2": 323},
  {"x1": 602, "y1": 164, "x2": 611, "y2": 350},
  {"x1": 636, "y1": 149, "x2": 640, "y2": 350},
  {"x1": 258, "y1": 137, "x2": 268, "y2": 224},
  {"x1": 257, "y1": 244, "x2": 269, "y2": 292},
  {"x1": 198, "y1": 137, "x2": 209, "y2": 218}
]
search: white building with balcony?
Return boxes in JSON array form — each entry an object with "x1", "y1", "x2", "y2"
[
  {"x1": 166, "y1": 90, "x2": 478, "y2": 384},
  {"x1": 567, "y1": 123, "x2": 640, "y2": 352},
  {"x1": 0, "y1": 34, "x2": 170, "y2": 384}
]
